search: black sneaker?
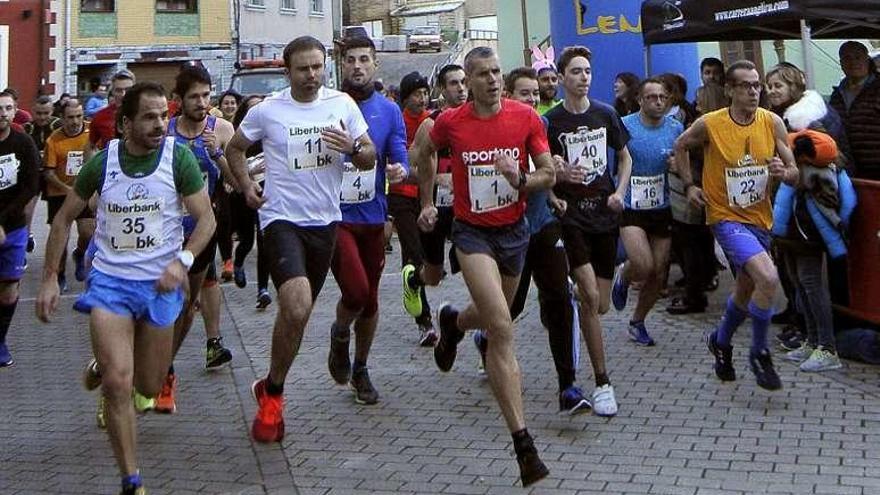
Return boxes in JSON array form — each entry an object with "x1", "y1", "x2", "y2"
[
  {"x1": 350, "y1": 368, "x2": 379, "y2": 405},
  {"x1": 749, "y1": 349, "x2": 783, "y2": 391},
  {"x1": 418, "y1": 323, "x2": 439, "y2": 347},
  {"x1": 205, "y1": 337, "x2": 233, "y2": 370},
  {"x1": 779, "y1": 332, "x2": 805, "y2": 351},
  {"x1": 434, "y1": 304, "x2": 464, "y2": 372},
  {"x1": 255, "y1": 289, "x2": 272, "y2": 310},
  {"x1": 706, "y1": 331, "x2": 736, "y2": 381},
  {"x1": 328, "y1": 325, "x2": 351, "y2": 385},
  {"x1": 558, "y1": 386, "x2": 591, "y2": 415},
  {"x1": 514, "y1": 436, "x2": 549, "y2": 487}
]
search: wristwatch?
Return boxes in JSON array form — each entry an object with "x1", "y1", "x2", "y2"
[
  {"x1": 177, "y1": 250, "x2": 195, "y2": 270},
  {"x1": 351, "y1": 140, "x2": 363, "y2": 157}
]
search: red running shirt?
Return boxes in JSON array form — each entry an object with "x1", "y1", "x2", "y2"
[
  {"x1": 430, "y1": 99, "x2": 549, "y2": 227},
  {"x1": 88, "y1": 103, "x2": 117, "y2": 150}
]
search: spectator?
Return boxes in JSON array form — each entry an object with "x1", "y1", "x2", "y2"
[
  {"x1": 829, "y1": 40, "x2": 880, "y2": 180},
  {"x1": 659, "y1": 73, "x2": 697, "y2": 127},
  {"x1": 694, "y1": 83, "x2": 728, "y2": 115},
  {"x1": 699, "y1": 57, "x2": 725, "y2": 86},
  {"x1": 613, "y1": 72, "x2": 640, "y2": 116},
  {"x1": 84, "y1": 83, "x2": 108, "y2": 118},
  {"x1": 217, "y1": 89, "x2": 242, "y2": 122}
]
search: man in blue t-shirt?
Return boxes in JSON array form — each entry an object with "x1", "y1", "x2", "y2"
[
  {"x1": 327, "y1": 36, "x2": 408, "y2": 405},
  {"x1": 612, "y1": 78, "x2": 683, "y2": 345}
]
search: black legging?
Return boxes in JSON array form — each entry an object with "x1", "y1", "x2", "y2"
[{"x1": 230, "y1": 190, "x2": 269, "y2": 291}]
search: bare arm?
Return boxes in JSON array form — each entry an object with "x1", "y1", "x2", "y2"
[
  {"x1": 614, "y1": 145, "x2": 632, "y2": 197},
  {"x1": 44, "y1": 169, "x2": 72, "y2": 194},
  {"x1": 411, "y1": 118, "x2": 439, "y2": 209},
  {"x1": 179, "y1": 187, "x2": 216, "y2": 259},
  {"x1": 770, "y1": 114, "x2": 799, "y2": 186},
  {"x1": 526, "y1": 151, "x2": 557, "y2": 192},
  {"x1": 212, "y1": 118, "x2": 236, "y2": 182},
  {"x1": 36, "y1": 193, "x2": 88, "y2": 321},
  {"x1": 226, "y1": 129, "x2": 264, "y2": 209},
  {"x1": 674, "y1": 117, "x2": 708, "y2": 206}
]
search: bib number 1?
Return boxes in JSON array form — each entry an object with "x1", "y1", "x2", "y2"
[{"x1": 467, "y1": 164, "x2": 518, "y2": 213}]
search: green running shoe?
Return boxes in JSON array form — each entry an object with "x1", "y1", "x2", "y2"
[
  {"x1": 401, "y1": 264, "x2": 423, "y2": 318},
  {"x1": 133, "y1": 390, "x2": 155, "y2": 413}
]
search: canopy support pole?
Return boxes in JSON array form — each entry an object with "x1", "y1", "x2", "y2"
[
  {"x1": 645, "y1": 44, "x2": 652, "y2": 77},
  {"x1": 800, "y1": 19, "x2": 816, "y2": 90}
]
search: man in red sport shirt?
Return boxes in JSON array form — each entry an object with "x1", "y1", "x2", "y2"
[{"x1": 87, "y1": 70, "x2": 135, "y2": 155}]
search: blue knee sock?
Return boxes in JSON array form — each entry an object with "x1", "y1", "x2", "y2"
[
  {"x1": 748, "y1": 301, "x2": 773, "y2": 354},
  {"x1": 716, "y1": 296, "x2": 748, "y2": 347}
]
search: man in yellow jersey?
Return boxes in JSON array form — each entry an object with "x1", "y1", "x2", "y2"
[{"x1": 674, "y1": 60, "x2": 798, "y2": 391}]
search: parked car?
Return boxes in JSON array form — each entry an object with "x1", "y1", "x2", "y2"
[
  {"x1": 230, "y1": 55, "x2": 338, "y2": 95},
  {"x1": 408, "y1": 26, "x2": 442, "y2": 53},
  {"x1": 342, "y1": 25, "x2": 370, "y2": 40}
]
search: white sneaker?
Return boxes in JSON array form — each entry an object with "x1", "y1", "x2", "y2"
[
  {"x1": 799, "y1": 347, "x2": 843, "y2": 372},
  {"x1": 784, "y1": 342, "x2": 814, "y2": 363},
  {"x1": 591, "y1": 384, "x2": 618, "y2": 417}
]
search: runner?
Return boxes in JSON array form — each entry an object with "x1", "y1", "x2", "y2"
[
  {"x1": 536, "y1": 63, "x2": 560, "y2": 115},
  {"x1": 673, "y1": 59, "x2": 798, "y2": 390},
  {"x1": 391, "y1": 71, "x2": 435, "y2": 341},
  {"x1": 493, "y1": 66, "x2": 591, "y2": 415},
  {"x1": 225, "y1": 35, "x2": 376, "y2": 443},
  {"x1": 43, "y1": 99, "x2": 94, "y2": 289},
  {"x1": 544, "y1": 46, "x2": 629, "y2": 417},
  {"x1": 88, "y1": 70, "x2": 136, "y2": 154},
  {"x1": 36, "y1": 81, "x2": 215, "y2": 495},
  {"x1": 403, "y1": 63, "x2": 468, "y2": 347},
  {"x1": 0, "y1": 89, "x2": 41, "y2": 368},
  {"x1": 413, "y1": 46, "x2": 555, "y2": 487},
  {"x1": 327, "y1": 36, "x2": 408, "y2": 404},
  {"x1": 155, "y1": 64, "x2": 236, "y2": 413},
  {"x1": 611, "y1": 78, "x2": 683, "y2": 345},
  {"x1": 24, "y1": 95, "x2": 63, "y2": 254}
]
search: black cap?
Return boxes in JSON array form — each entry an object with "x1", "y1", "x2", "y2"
[{"x1": 399, "y1": 71, "x2": 429, "y2": 102}]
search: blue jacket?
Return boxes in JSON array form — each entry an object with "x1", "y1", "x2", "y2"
[{"x1": 772, "y1": 167, "x2": 857, "y2": 259}]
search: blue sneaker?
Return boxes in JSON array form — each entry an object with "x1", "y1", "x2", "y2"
[
  {"x1": 73, "y1": 248, "x2": 87, "y2": 282},
  {"x1": 611, "y1": 265, "x2": 629, "y2": 311},
  {"x1": 234, "y1": 265, "x2": 247, "y2": 288},
  {"x1": 473, "y1": 330, "x2": 487, "y2": 373},
  {"x1": 0, "y1": 342, "x2": 13, "y2": 368},
  {"x1": 558, "y1": 386, "x2": 591, "y2": 415},
  {"x1": 627, "y1": 321, "x2": 655, "y2": 346}
]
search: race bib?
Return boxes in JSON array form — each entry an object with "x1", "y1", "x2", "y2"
[
  {"x1": 631, "y1": 174, "x2": 665, "y2": 210},
  {"x1": 0, "y1": 153, "x2": 19, "y2": 190},
  {"x1": 564, "y1": 127, "x2": 607, "y2": 185},
  {"x1": 286, "y1": 125, "x2": 337, "y2": 172},
  {"x1": 106, "y1": 198, "x2": 164, "y2": 251},
  {"x1": 246, "y1": 152, "x2": 266, "y2": 183},
  {"x1": 340, "y1": 161, "x2": 377, "y2": 204},
  {"x1": 725, "y1": 165, "x2": 768, "y2": 208},
  {"x1": 66, "y1": 151, "x2": 84, "y2": 176},
  {"x1": 435, "y1": 173, "x2": 453, "y2": 208},
  {"x1": 467, "y1": 165, "x2": 518, "y2": 214}
]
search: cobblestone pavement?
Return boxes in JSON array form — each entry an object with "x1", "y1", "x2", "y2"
[{"x1": 2, "y1": 209, "x2": 879, "y2": 494}]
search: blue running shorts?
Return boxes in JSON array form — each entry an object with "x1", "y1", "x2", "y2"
[{"x1": 74, "y1": 269, "x2": 184, "y2": 327}]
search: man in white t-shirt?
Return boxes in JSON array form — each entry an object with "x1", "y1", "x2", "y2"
[{"x1": 226, "y1": 35, "x2": 377, "y2": 443}]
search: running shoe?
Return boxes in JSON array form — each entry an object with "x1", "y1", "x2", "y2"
[
  {"x1": 779, "y1": 332, "x2": 805, "y2": 351},
  {"x1": 799, "y1": 347, "x2": 843, "y2": 373},
  {"x1": 133, "y1": 391, "x2": 154, "y2": 413},
  {"x1": 73, "y1": 248, "x2": 87, "y2": 282},
  {"x1": 473, "y1": 330, "x2": 487, "y2": 374},
  {"x1": 26, "y1": 234, "x2": 34, "y2": 253},
  {"x1": 328, "y1": 325, "x2": 351, "y2": 385},
  {"x1": 350, "y1": 368, "x2": 379, "y2": 405},
  {"x1": 611, "y1": 265, "x2": 629, "y2": 311},
  {"x1": 591, "y1": 384, "x2": 618, "y2": 417},
  {"x1": 96, "y1": 395, "x2": 106, "y2": 429},
  {"x1": 154, "y1": 373, "x2": 177, "y2": 413},
  {"x1": 120, "y1": 474, "x2": 145, "y2": 495},
  {"x1": 559, "y1": 386, "x2": 591, "y2": 415},
  {"x1": 418, "y1": 323, "x2": 438, "y2": 347},
  {"x1": 434, "y1": 303, "x2": 464, "y2": 372},
  {"x1": 233, "y1": 265, "x2": 247, "y2": 288},
  {"x1": 0, "y1": 342, "x2": 13, "y2": 368},
  {"x1": 255, "y1": 289, "x2": 272, "y2": 309},
  {"x1": 627, "y1": 321, "x2": 655, "y2": 346},
  {"x1": 82, "y1": 358, "x2": 102, "y2": 390},
  {"x1": 784, "y1": 342, "x2": 814, "y2": 363},
  {"x1": 749, "y1": 348, "x2": 782, "y2": 390},
  {"x1": 221, "y1": 259, "x2": 233, "y2": 282},
  {"x1": 401, "y1": 264, "x2": 423, "y2": 318},
  {"x1": 706, "y1": 330, "x2": 736, "y2": 381},
  {"x1": 515, "y1": 435, "x2": 549, "y2": 487},
  {"x1": 251, "y1": 378, "x2": 284, "y2": 443},
  {"x1": 206, "y1": 337, "x2": 233, "y2": 370},
  {"x1": 120, "y1": 484, "x2": 146, "y2": 495}
]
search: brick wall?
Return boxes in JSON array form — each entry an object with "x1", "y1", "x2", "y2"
[{"x1": 0, "y1": 0, "x2": 43, "y2": 108}]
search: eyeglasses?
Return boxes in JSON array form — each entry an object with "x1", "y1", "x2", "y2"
[{"x1": 732, "y1": 81, "x2": 764, "y2": 91}]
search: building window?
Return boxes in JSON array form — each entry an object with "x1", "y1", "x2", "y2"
[
  {"x1": 156, "y1": 0, "x2": 197, "y2": 13},
  {"x1": 247, "y1": 0, "x2": 265, "y2": 7},
  {"x1": 310, "y1": 0, "x2": 323, "y2": 14},
  {"x1": 81, "y1": 0, "x2": 114, "y2": 12},
  {"x1": 280, "y1": 0, "x2": 295, "y2": 11}
]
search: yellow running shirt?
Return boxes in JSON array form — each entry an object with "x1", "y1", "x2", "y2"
[{"x1": 702, "y1": 107, "x2": 776, "y2": 229}]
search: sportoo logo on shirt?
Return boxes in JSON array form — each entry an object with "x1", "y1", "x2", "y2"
[{"x1": 461, "y1": 147, "x2": 520, "y2": 165}]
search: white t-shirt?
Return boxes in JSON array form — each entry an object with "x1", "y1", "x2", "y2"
[{"x1": 239, "y1": 86, "x2": 369, "y2": 228}]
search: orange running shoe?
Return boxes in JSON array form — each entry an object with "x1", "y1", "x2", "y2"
[
  {"x1": 154, "y1": 373, "x2": 177, "y2": 413},
  {"x1": 251, "y1": 378, "x2": 284, "y2": 442},
  {"x1": 221, "y1": 259, "x2": 233, "y2": 282}
]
